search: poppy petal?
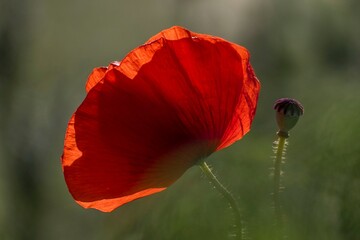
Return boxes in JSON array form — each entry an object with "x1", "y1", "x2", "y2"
[
  {"x1": 145, "y1": 25, "x2": 194, "y2": 43},
  {"x1": 85, "y1": 61, "x2": 121, "y2": 92},
  {"x1": 145, "y1": 27, "x2": 260, "y2": 150},
  {"x1": 85, "y1": 67, "x2": 107, "y2": 93},
  {"x1": 62, "y1": 26, "x2": 260, "y2": 212}
]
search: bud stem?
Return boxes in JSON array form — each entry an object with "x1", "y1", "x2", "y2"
[
  {"x1": 199, "y1": 161, "x2": 244, "y2": 240},
  {"x1": 273, "y1": 135, "x2": 287, "y2": 239}
]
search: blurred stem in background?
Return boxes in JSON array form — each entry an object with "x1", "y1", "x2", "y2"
[
  {"x1": 199, "y1": 161, "x2": 244, "y2": 240},
  {"x1": 272, "y1": 98, "x2": 304, "y2": 239}
]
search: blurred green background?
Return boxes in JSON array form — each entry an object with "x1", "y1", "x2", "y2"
[{"x1": 1, "y1": 0, "x2": 359, "y2": 239}]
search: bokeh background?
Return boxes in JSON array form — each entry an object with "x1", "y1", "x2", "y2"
[{"x1": 1, "y1": 0, "x2": 359, "y2": 239}]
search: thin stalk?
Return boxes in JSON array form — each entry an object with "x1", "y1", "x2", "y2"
[
  {"x1": 273, "y1": 136, "x2": 287, "y2": 239},
  {"x1": 199, "y1": 161, "x2": 243, "y2": 240}
]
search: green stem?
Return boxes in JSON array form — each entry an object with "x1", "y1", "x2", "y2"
[
  {"x1": 199, "y1": 161, "x2": 243, "y2": 240},
  {"x1": 273, "y1": 135, "x2": 287, "y2": 239}
]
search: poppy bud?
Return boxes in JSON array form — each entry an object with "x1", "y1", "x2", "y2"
[{"x1": 274, "y1": 98, "x2": 304, "y2": 137}]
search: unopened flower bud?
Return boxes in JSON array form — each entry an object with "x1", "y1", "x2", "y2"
[{"x1": 274, "y1": 98, "x2": 304, "y2": 137}]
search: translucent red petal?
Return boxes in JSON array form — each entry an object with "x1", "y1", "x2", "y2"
[{"x1": 62, "y1": 26, "x2": 260, "y2": 212}]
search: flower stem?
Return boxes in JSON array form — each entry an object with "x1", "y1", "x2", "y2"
[
  {"x1": 199, "y1": 161, "x2": 243, "y2": 240},
  {"x1": 273, "y1": 135, "x2": 287, "y2": 239}
]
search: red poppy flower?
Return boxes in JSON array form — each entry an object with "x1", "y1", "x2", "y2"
[{"x1": 61, "y1": 26, "x2": 260, "y2": 212}]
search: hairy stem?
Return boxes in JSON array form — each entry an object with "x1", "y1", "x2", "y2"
[
  {"x1": 273, "y1": 136, "x2": 287, "y2": 239},
  {"x1": 199, "y1": 161, "x2": 243, "y2": 240}
]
